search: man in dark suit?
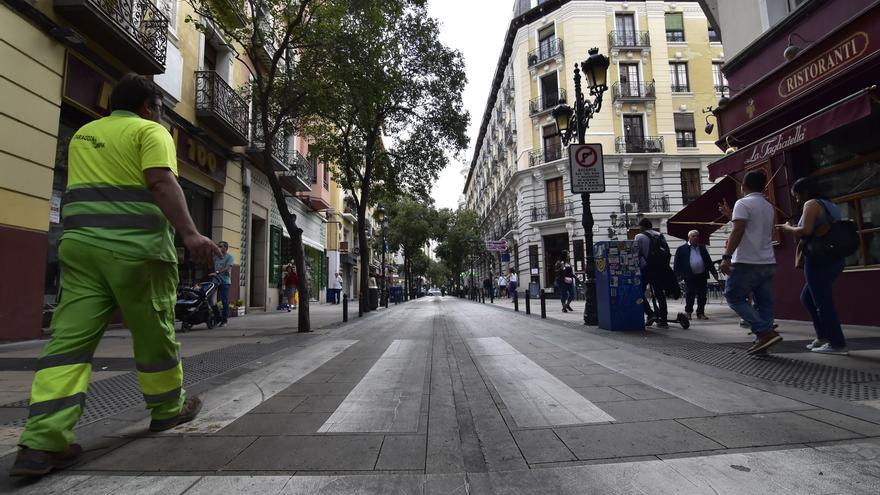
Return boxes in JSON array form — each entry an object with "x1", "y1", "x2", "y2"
[{"x1": 674, "y1": 230, "x2": 719, "y2": 320}]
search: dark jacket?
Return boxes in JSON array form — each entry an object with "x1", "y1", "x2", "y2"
[{"x1": 674, "y1": 243, "x2": 718, "y2": 281}]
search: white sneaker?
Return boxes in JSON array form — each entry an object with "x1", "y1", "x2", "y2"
[
  {"x1": 806, "y1": 339, "x2": 828, "y2": 350},
  {"x1": 811, "y1": 343, "x2": 849, "y2": 355}
]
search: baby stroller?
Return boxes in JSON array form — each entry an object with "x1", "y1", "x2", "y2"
[{"x1": 175, "y1": 275, "x2": 220, "y2": 331}]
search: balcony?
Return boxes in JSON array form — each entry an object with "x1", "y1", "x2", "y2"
[
  {"x1": 248, "y1": 123, "x2": 286, "y2": 168},
  {"x1": 528, "y1": 38, "x2": 564, "y2": 68},
  {"x1": 532, "y1": 201, "x2": 574, "y2": 222},
  {"x1": 529, "y1": 88, "x2": 567, "y2": 115},
  {"x1": 620, "y1": 194, "x2": 671, "y2": 213},
  {"x1": 528, "y1": 144, "x2": 566, "y2": 167},
  {"x1": 608, "y1": 31, "x2": 650, "y2": 49},
  {"x1": 676, "y1": 136, "x2": 697, "y2": 148},
  {"x1": 671, "y1": 83, "x2": 691, "y2": 93},
  {"x1": 611, "y1": 82, "x2": 656, "y2": 101},
  {"x1": 615, "y1": 136, "x2": 664, "y2": 153},
  {"x1": 54, "y1": 0, "x2": 168, "y2": 74},
  {"x1": 714, "y1": 84, "x2": 729, "y2": 94},
  {"x1": 284, "y1": 150, "x2": 312, "y2": 192},
  {"x1": 195, "y1": 71, "x2": 250, "y2": 146}
]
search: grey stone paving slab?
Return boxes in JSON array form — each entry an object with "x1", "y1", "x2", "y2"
[
  {"x1": 512, "y1": 429, "x2": 577, "y2": 464},
  {"x1": 78, "y1": 437, "x2": 257, "y2": 471},
  {"x1": 226, "y1": 435, "x2": 383, "y2": 471},
  {"x1": 375, "y1": 435, "x2": 427, "y2": 470},
  {"x1": 294, "y1": 372, "x2": 336, "y2": 384},
  {"x1": 424, "y1": 474, "x2": 470, "y2": 495},
  {"x1": 612, "y1": 383, "x2": 676, "y2": 400},
  {"x1": 541, "y1": 365, "x2": 586, "y2": 377},
  {"x1": 679, "y1": 412, "x2": 864, "y2": 448},
  {"x1": 426, "y1": 324, "x2": 472, "y2": 474},
  {"x1": 220, "y1": 412, "x2": 331, "y2": 435},
  {"x1": 555, "y1": 420, "x2": 725, "y2": 460},
  {"x1": 293, "y1": 395, "x2": 347, "y2": 413},
  {"x1": 572, "y1": 386, "x2": 632, "y2": 403},
  {"x1": 597, "y1": 398, "x2": 716, "y2": 423},
  {"x1": 558, "y1": 373, "x2": 641, "y2": 388},
  {"x1": 186, "y1": 475, "x2": 290, "y2": 495},
  {"x1": 2, "y1": 474, "x2": 95, "y2": 495},
  {"x1": 250, "y1": 395, "x2": 308, "y2": 414},
  {"x1": 280, "y1": 474, "x2": 424, "y2": 494},
  {"x1": 278, "y1": 382, "x2": 359, "y2": 396},
  {"x1": 795, "y1": 409, "x2": 880, "y2": 437}
]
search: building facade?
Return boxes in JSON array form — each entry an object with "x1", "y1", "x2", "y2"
[
  {"x1": 0, "y1": 0, "x2": 320, "y2": 340},
  {"x1": 463, "y1": 0, "x2": 726, "y2": 294}
]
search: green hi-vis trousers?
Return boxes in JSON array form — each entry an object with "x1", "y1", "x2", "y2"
[{"x1": 19, "y1": 239, "x2": 186, "y2": 452}]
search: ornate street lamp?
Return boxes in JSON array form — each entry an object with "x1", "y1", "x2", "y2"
[
  {"x1": 608, "y1": 203, "x2": 644, "y2": 240},
  {"x1": 375, "y1": 205, "x2": 387, "y2": 307},
  {"x1": 551, "y1": 47, "x2": 610, "y2": 326}
]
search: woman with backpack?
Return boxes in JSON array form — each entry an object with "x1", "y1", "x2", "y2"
[
  {"x1": 555, "y1": 251, "x2": 576, "y2": 312},
  {"x1": 778, "y1": 177, "x2": 849, "y2": 355}
]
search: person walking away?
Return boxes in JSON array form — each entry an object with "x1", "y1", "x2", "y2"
[
  {"x1": 483, "y1": 273, "x2": 494, "y2": 300},
  {"x1": 508, "y1": 268, "x2": 518, "y2": 300},
  {"x1": 210, "y1": 241, "x2": 233, "y2": 327},
  {"x1": 718, "y1": 171, "x2": 780, "y2": 355},
  {"x1": 555, "y1": 252, "x2": 576, "y2": 312},
  {"x1": 497, "y1": 273, "x2": 507, "y2": 298},
  {"x1": 11, "y1": 74, "x2": 219, "y2": 477},
  {"x1": 331, "y1": 272, "x2": 343, "y2": 304},
  {"x1": 778, "y1": 177, "x2": 849, "y2": 355},
  {"x1": 674, "y1": 231, "x2": 718, "y2": 320},
  {"x1": 284, "y1": 265, "x2": 298, "y2": 310},
  {"x1": 635, "y1": 219, "x2": 672, "y2": 327}
]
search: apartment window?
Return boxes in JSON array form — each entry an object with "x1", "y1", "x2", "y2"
[
  {"x1": 674, "y1": 113, "x2": 696, "y2": 148},
  {"x1": 539, "y1": 72, "x2": 560, "y2": 111},
  {"x1": 619, "y1": 63, "x2": 641, "y2": 96},
  {"x1": 665, "y1": 13, "x2": 685, "y2": 42},
  {"x1": 309, "y1": 154, "x2": 318, "y2": 184},
  {"x1": 712, "y1": 63, "x2": 728, "y2": 93},
  {"x1": 628, "y1": 171, "x2": 649, "y2": 212},
  {"x1": 669, "y1": 62, "x2": 689, "y2": 92},
  {"x1": 323, "y1": 161, "x2": 329, "y2": 189},
  {"x1": 681, "y1": 169, "x2": 702, "y2": 205},
  {"x1": 538, "y1": 25, "x2": 556, "y2": 61},
  {"x1": 614, "y1": 14, "x2": 636, "y2": 46},
  {"x1": 708, "y1": 24, "x2": 720, "y2": 43},
  {"x1": 542, "y1": 124, "x2": 562, "y2": 162},
  {"x1": 545, "y1": 178, "x2": 564, "y2": 219}
]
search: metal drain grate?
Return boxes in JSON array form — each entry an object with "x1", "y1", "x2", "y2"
[
  {"x1": 0, "y1": 340, "x2": 290, "y2": 427},
  {"x1": 645, "y1": 340, "x2": 880, "y2": 401}
]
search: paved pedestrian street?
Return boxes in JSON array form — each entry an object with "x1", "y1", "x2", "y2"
[{"x1": 3, "y1": 297, "x2": 880, "y2": 494}]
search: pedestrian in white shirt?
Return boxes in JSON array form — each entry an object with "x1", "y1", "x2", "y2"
[
  {"x1": 508, "y1": 268, "x2": 518, "y2": 300},
  {"x1": 497, "y1": 274, "x2": 507, "y2": 298},
  {"x1": 330, "y1": 272, "x2": 343, "y2": 305}
]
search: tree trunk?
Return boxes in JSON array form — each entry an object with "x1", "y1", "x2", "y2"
[{"x1": 357, "y1": 209, "x2": 371, "y2": 314}]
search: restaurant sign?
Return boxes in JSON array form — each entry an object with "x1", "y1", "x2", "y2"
[
  {"x1": 743, "y1": 124, "x2": 806, "y2": 165},
  {"x1": 778, "y1": 33, "x2": 869, "y2": 99},
  {"x1": 169, "y1": 124, "x2": 227, "y2": 184}
]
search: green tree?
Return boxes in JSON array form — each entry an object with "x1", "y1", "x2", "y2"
[
  {"x1": 385, "y1": 198, "x2": 435, "y2": 299},
  {"x1": 301, "y1": 0, "x2": 468, "y2": 311},
  {"x1": 183, "y1": 0, "x2": 347, "y2": 331},
  {"x1": 434, "y1": 208, "x2": 485, "y2": 295},
  {"x1": 426, "y1": 259, "x2": 451, "y2": 289}
]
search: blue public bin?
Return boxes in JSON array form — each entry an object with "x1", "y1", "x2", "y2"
[
  {"x1": 389, "y1": 286, "x2": 403, "y2": 303},
  {"x1": 594, "y1": 241, "x2": 645, "y2": 331}
]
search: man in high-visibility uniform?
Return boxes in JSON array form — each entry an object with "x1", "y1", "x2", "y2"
[{"x1": 11, "y1": 74, "x2": 221, "y2": 477}]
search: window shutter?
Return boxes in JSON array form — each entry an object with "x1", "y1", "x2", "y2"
[
  {"x1": 665, "y1": 13, "x2": 683, "y2": 31},
  {"x1": 673, "y1": 113, "x2": 695, "y2": 131}
]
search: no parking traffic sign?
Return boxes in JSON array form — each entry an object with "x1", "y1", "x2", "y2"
[{"x1": 568, "y1": 144, "x2": 605, "y2": 193}]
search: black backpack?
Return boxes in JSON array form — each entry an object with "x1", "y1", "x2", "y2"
[
  {"x1": 804, "y1": 201, "x2": 860, "y2": 261},
  {"x1": 645, "y1": 231, "x2": 672, "y2": 267}
]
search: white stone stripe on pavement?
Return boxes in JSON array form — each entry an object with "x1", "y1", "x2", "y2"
[
  {"x1": 165, "y1": 339, "x2": 358, "y2": 434},
  {"x1": 15, "y1": 441, "x2": 880, "y2": 494},
  {"x1": 465, "y1": 337, "x2": 615, "y2": 427},
  {"x1": 318, "y1": 339, "x2": 429, "y2": 433}
]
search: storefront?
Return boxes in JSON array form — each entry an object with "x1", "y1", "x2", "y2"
[{"x1": 676, "y1": 0, "x2": 880, "y2": 326}]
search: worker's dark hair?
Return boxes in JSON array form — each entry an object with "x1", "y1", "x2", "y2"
[
  {"x1": 743, "y1": 171, "x2": 767, "y2": 193},
  {"x1": 110, "y1": 73, "x2": 163, "y2": 113},
  {"x1": 791, "y1": 177, "x2": 822, "y2": 200},
  {"x1": 638, "y1": 218, "x2": 653, "y2": 229}
]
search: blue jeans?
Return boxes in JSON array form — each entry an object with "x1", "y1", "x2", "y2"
[
  {"x1": 216, "y1": 283, "x2": 230, "y2": 323},
  {"x1": 724, "y1": 264, "x2": 776, "y2": 335},
  {"x1": 802, "y1": 257, "x2": 846, "y2": 347},
  {"x1": 557, "y1": 282, "x2": 574, "y2": 307}
]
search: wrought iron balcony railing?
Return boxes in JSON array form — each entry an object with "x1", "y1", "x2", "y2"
[
  {"x1": 54, "y1": 0, "x2": 168, "y2": 74},
  {"x1": 671, "y1": 83, "x2": 691, "y2": 93},
  {"x1": 619, "y1": 194, "x2": 671, "y2": 213},
  {"x1": 250, "y1": 122, "x2": 287, "y2": 167},
  {"x1": 608, "y1": 31, "x2": 651, "y2": 48},
  {"x1": 529, "y1": 88, "x2": 568, "y2": 115},
  {"x1": 615, "y1": 136, "x2": 664, "y2": 153},
  {"x1": 676, "y1": 136, "x2": 697, "y2": 148},
  {"x1": 532, "y1": 201, "x2": 574, "y2": 222},
  {"x1": 528, "y1": 38, "x2": 564, "y2": 67},
  {"x1": 528, "y1": 144, "x2": 567, "y2": 167},
  {"x1": 195, "y1": 71, "x2": 250, "y2": 145},
  {"x1": 611, "y1": 81, "x2": 656, "y2": 100},
  {"x1": 288, "y1": 149, "x2": 313, "y2": 187}
]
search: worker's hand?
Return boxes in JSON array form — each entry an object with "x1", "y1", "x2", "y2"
[
  {"x1": 185, "y1": 233, "x2": 221, "y2": 263},
  {"x1": 719, "y1": 259, "x2": 732, "y2": 275}
]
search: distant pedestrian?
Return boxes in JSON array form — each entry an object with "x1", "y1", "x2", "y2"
[
  {"x1": 778, "y1": 177, "x2": 848, "y2": 355},
  {"x1": 508, "y1": 268, "x2": 518, "y2": 300},
  {"x1": 555, "y1": 251, "x2": 575, "y2": 312},
  {"x1": 719, "y1": 170, "x2": 780, "y2": 355},
  {"x1": 210, "y1": 241, "x2": 234, "y2": 327},
  {"x1": 636, "y1": 219, "x2": 673, "y2": 327},
  {"x1": 483, "y1": 273, "x2": 494, "y2": 299},
  {"x1": 284, "y1": 265, "x2": 298, "y2": 311},
  {"x1": 330, "y1": 271, "x2": 343, "y2": 304},
  {"x1": 674, "y1": 231, "x2": 718, "y2": 320},
  {"x1": 497, "y1": 273, "x2": 508, "y2": 298}
]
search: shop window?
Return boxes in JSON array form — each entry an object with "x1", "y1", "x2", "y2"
[
  {"x1": 680, "y1": 169, "x2": 702, "y2": 205},
  {"x1": 665, "y1": 13, "x2": 685, "y2": 42},
  {"x1": 176, "y1": 179, "x2": 214, "y2": 286}
]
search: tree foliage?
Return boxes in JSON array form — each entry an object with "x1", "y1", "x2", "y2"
[{"x1": 434, "y1": 208, "x2": 486, "y2": 290}]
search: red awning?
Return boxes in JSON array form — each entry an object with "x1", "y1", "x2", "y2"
[
  {"x1": 667, "y1": 175, "x2": 739, "y2": 244},
  {"x1": 708, "y1": 87, "x2": 877, "y2": 181}
]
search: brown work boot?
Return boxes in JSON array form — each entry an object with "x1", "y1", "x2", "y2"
[
  {"x1": 149, "y1": 396, "x2": 202, "y2": 432},
  {"x1": 747, "y1": 330, "x2": 783, "y2": 355},
  {"x1": 10, "y1": 443, "x2": 83, "y2": 477}
]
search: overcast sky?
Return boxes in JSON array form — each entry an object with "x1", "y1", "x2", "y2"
[{"x1": 427, "y1": 0, "x2": 512, "y2": 210}]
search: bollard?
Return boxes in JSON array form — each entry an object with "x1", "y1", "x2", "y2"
[
  {"x1": 343, "y1": 294, "x2": 348, "y2": 322},
  {"x1": 384, "y1": 292, "x2": 389, "y2": 308},
  {"x1": 525, "y1": 290, "x2": 531, "y2": 315},
  {"x1": 540, "y1": 289, "x2": 547, "y2": 319},
  {"x1": 490, "y1": 291, "x2": 494, "y2": 304},
  {"x1": 513, "y1": 291, "x2": 519, "y2": 312},
  {"x1": 358, "y1": 295, "x2": 363, "y2": 317}
]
